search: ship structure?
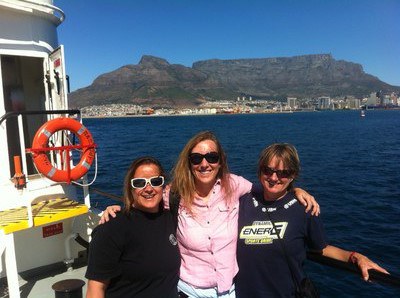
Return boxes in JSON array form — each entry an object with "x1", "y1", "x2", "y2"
[{"x1": 0, "y1": 1, "x2": 100, "y2": 297}]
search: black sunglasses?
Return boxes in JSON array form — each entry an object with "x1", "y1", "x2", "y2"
[
  {"x1": 262, "y1": 166, "x2": 292, "y2": 179},
  {"x1": 131, "y1": 176, "x2": 164, "y2": 189},
  {"x1": 189, "y1": 152, "x2": 220, "y2": 165}
]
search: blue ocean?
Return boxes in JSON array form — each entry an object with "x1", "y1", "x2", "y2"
[{"x1": 84, "y1": 110, "x2": 400, "y2": 297}]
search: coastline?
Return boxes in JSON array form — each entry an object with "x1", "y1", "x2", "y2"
[
  {"x1": 81, "y1": 108, "x2": 400, "y2": 119},
  {"x1": 82, "y1": 110, "x2": 304, "y2": 119}
]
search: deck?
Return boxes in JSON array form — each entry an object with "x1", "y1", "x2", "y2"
[{"x1": 0, "y1": 198, "x2": 88, "y2": 234}]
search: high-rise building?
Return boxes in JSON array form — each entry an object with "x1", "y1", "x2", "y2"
[
  {"x1": 390, "y1": 92, "x2": 398, "y2": 106},
  {"x1": 382, "y1": 95, "x2": 390, "y2": 106},
  {"x1": 287, "y1": 97, "x2": 297, "y2": 109},
  {"x1": 317, "y1": 96, "x2": 331, "y2": 109}
]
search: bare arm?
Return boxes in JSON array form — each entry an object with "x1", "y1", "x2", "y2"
[
  {"x1": 293, "y1": 187, "x2": 320, "y2": 216},
  {"x1": 321, "y1": 245, "x2": 389, "y2": 281},
  {"x1": 86, "y1": 279, "x2": 109, "y2": 298},
  {"x1": 99, "y1": 186, "x2": 170, "y2": 224},
  {"x1": 99, "y1": 205, "x2": 122, "y2": 224}
]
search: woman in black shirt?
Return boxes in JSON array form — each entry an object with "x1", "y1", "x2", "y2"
[{"x1": 86, "y1": 156, "x2": 180, "y2": 298}]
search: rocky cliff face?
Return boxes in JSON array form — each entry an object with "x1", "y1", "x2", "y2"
[{"x1": 69, "y1": 54, "x2": 398, "y2": 108}]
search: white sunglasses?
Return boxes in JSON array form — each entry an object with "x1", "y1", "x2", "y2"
[{"x1": 130, "y1": 176, "x2": 164, "y2": 189}]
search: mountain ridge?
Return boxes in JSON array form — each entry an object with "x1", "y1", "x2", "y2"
[{"x1": 69, "y1": 54, "x2": 399, "y2": 108}]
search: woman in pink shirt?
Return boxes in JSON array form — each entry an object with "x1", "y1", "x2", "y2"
[{"x1": 101, "y1": 131, "x2": 318, "y2": 298}]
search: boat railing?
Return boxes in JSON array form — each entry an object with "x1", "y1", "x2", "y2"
[
  {"x1": 1, "y1": 109, "x2": 87, "y2": 223},
  {"x1": 1, "y1": 108, "x2": 95, "y2": 226},
  {"x1": 1, "y1": 109, "x2": 94, "y2": 208},
  {"x1": 1, "y1": 109, "x2": 81, "y2": 182},
  {"x1": 0, "y1": 109, "x2": 80, "y2": 126}
]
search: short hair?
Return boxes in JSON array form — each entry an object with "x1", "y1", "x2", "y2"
[{"x1": 258, "y1": 143, "x2": 300, "y2": 191}]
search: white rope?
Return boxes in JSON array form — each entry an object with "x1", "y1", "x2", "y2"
[{"x1": 71, "y1": 151, "x2": 98, "y2": 187}]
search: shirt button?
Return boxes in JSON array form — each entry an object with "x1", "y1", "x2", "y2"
[
  {"x1": 214, "y1": 268, "x2": 217, "y2": 272},
  {"x1": 208, "y1": 236, "x2": 211, "y2": 240},
  {"x1": 207, "y1": 221, "x2": 210, "y2": 224},
  {"x1": 211, "y1": 251, "x2": 214, "y2": 255}
]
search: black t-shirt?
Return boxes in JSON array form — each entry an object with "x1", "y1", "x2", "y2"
[
  {"x1": 236, "y1": 190, "x2": 327, "y2": 298},
  {"x1": 86, "y1": 208, "x2": 180, "y2": 298}
]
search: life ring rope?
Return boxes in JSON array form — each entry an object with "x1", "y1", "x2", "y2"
[
  {"x1": 27, "y1": 117, "x2": 97, "y2": 184},
  {"x1": 71, "y1": 151, "x2": 98, "y2": 187}
]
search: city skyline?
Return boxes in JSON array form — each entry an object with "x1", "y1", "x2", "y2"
[{"x1": 80, "y1": 92, "x2": 399, "y2": 118}]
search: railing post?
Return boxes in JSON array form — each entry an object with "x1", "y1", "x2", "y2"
[
  {"x1": 17, "y1": 115, "x2": 33, "y2": 227},
  {"x1": 2, "y1": 232, "x2": 21, "y2": 298}
]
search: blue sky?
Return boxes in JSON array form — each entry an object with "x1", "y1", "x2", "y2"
[{"x1": 55, "y1": 0, "x2": 400, "y2": 92}]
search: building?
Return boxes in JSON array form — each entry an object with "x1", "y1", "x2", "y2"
[
  {"x1": 347, "y1": 97, "x2": 361, "y2": 109},
  {"x1": 317, "y1": 96, "x2": 331, "y2": 109},
  {"x1": 390, "y1": 92, "x2": 398, "y2": 106},
  {"x1": 366, "y1": 92, "x2": 378, "y2": 107},
  {"x1": 287, "y1": 97, "x2": 297, "y2": 110}
]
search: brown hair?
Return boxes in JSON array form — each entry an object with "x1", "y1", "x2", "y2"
[
  {"x1": 122, "y1": 156, "x2": 166, "y2": 214},
  {"x1": 258, "y1": 143, "x2": 300, "y2": 191},
  {"x1": 171, "y1": 131, "x2": 231, "y2": 213}
]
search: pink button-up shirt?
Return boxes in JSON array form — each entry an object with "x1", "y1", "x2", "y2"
[{"x1": 165, "y1": 174, "x2": 252, "y2": 294}]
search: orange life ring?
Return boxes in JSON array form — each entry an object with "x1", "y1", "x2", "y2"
[{"x1": 31, "y1": 117, "x2": 96, "y2": 183}]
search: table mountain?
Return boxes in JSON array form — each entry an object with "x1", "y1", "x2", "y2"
[{"x1": 69, "y1": 54, "x2": 399, "y2": 108}]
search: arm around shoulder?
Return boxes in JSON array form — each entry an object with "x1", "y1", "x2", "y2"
[
  {"x1": 293, "y1": 187, "x2": 320, "y2": 216},
  {"x1": 99, "y1": 205, "x2": 122, "y2": 224}
]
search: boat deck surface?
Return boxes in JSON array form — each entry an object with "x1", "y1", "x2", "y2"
[
  {"x1": 0, "y1": 198, "x2": 88, "y2": 234},
  {"x1": 0, "y1": 262, "x2": 88, "y2": 298},
  {"x1": 0, "y1": 198, "x2": 90, "y2": 297}
]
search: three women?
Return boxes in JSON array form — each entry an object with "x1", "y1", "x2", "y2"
[{"x1": 98, "y1": 131, "x2": 318, "y2": 297}]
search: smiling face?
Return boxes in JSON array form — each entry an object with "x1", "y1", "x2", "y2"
[
  {"x1": 190, "y1": 140, "x2": 221, "y2": 193},
  {"x1": 258, "y1": 144, "x2": 300, "y2": 201},
  {"x1": 131, "y1": 163, "x2": 164, "y2": 213},
  {"x1": 260, "y1": 156, "x2": 294, "y2": 200}
]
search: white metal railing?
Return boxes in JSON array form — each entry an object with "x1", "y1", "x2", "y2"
[
  {"x1": 0, "y1": 231, "x2": 20, "y2": 298},
  {"x1": 17, "y1": 115, "x2": 33, "y2": 226}
]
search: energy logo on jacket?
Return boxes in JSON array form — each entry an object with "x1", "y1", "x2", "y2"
[{"x1": 239, "y1": 221, "x2": 288, "y2": 245}]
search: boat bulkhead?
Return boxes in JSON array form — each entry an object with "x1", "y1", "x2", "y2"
[{"x1": 0, "y1": 1, "x2": 99, "y2": 297}]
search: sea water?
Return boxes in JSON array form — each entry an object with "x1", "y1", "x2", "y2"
[{"x1": 84, "y1": 109, "x2": 400, "y2": 297}]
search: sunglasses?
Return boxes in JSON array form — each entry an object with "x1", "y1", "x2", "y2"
[
  {"x1": 262, "y1": 166, "x2": 293, "y2": 179},
  {"x1": 189, "y1": 152, "x2": 220, "y2": 165},
  {"x1": 131, "y1": 176, "x2": 164, "y2": 189}
]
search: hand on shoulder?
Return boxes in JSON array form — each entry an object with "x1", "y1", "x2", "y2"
[{"x1": 99, "y1": 205, "x2": 122, "y2": 224}]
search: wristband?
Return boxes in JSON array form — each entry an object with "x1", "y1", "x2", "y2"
[{"x1": 348, "y1": 251, "x2": 357, "y2": 263}]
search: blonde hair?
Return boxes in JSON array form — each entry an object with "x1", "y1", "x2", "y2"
[
  {"x1": 123, "y1": 156, "x2": 166, "y2": 214},
  {"x1": 171, "y1": 131, "x2": 231, "y2": 213},
  {"x1": 258, "y1": 143, "x2": 300, "y2": 191}
]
